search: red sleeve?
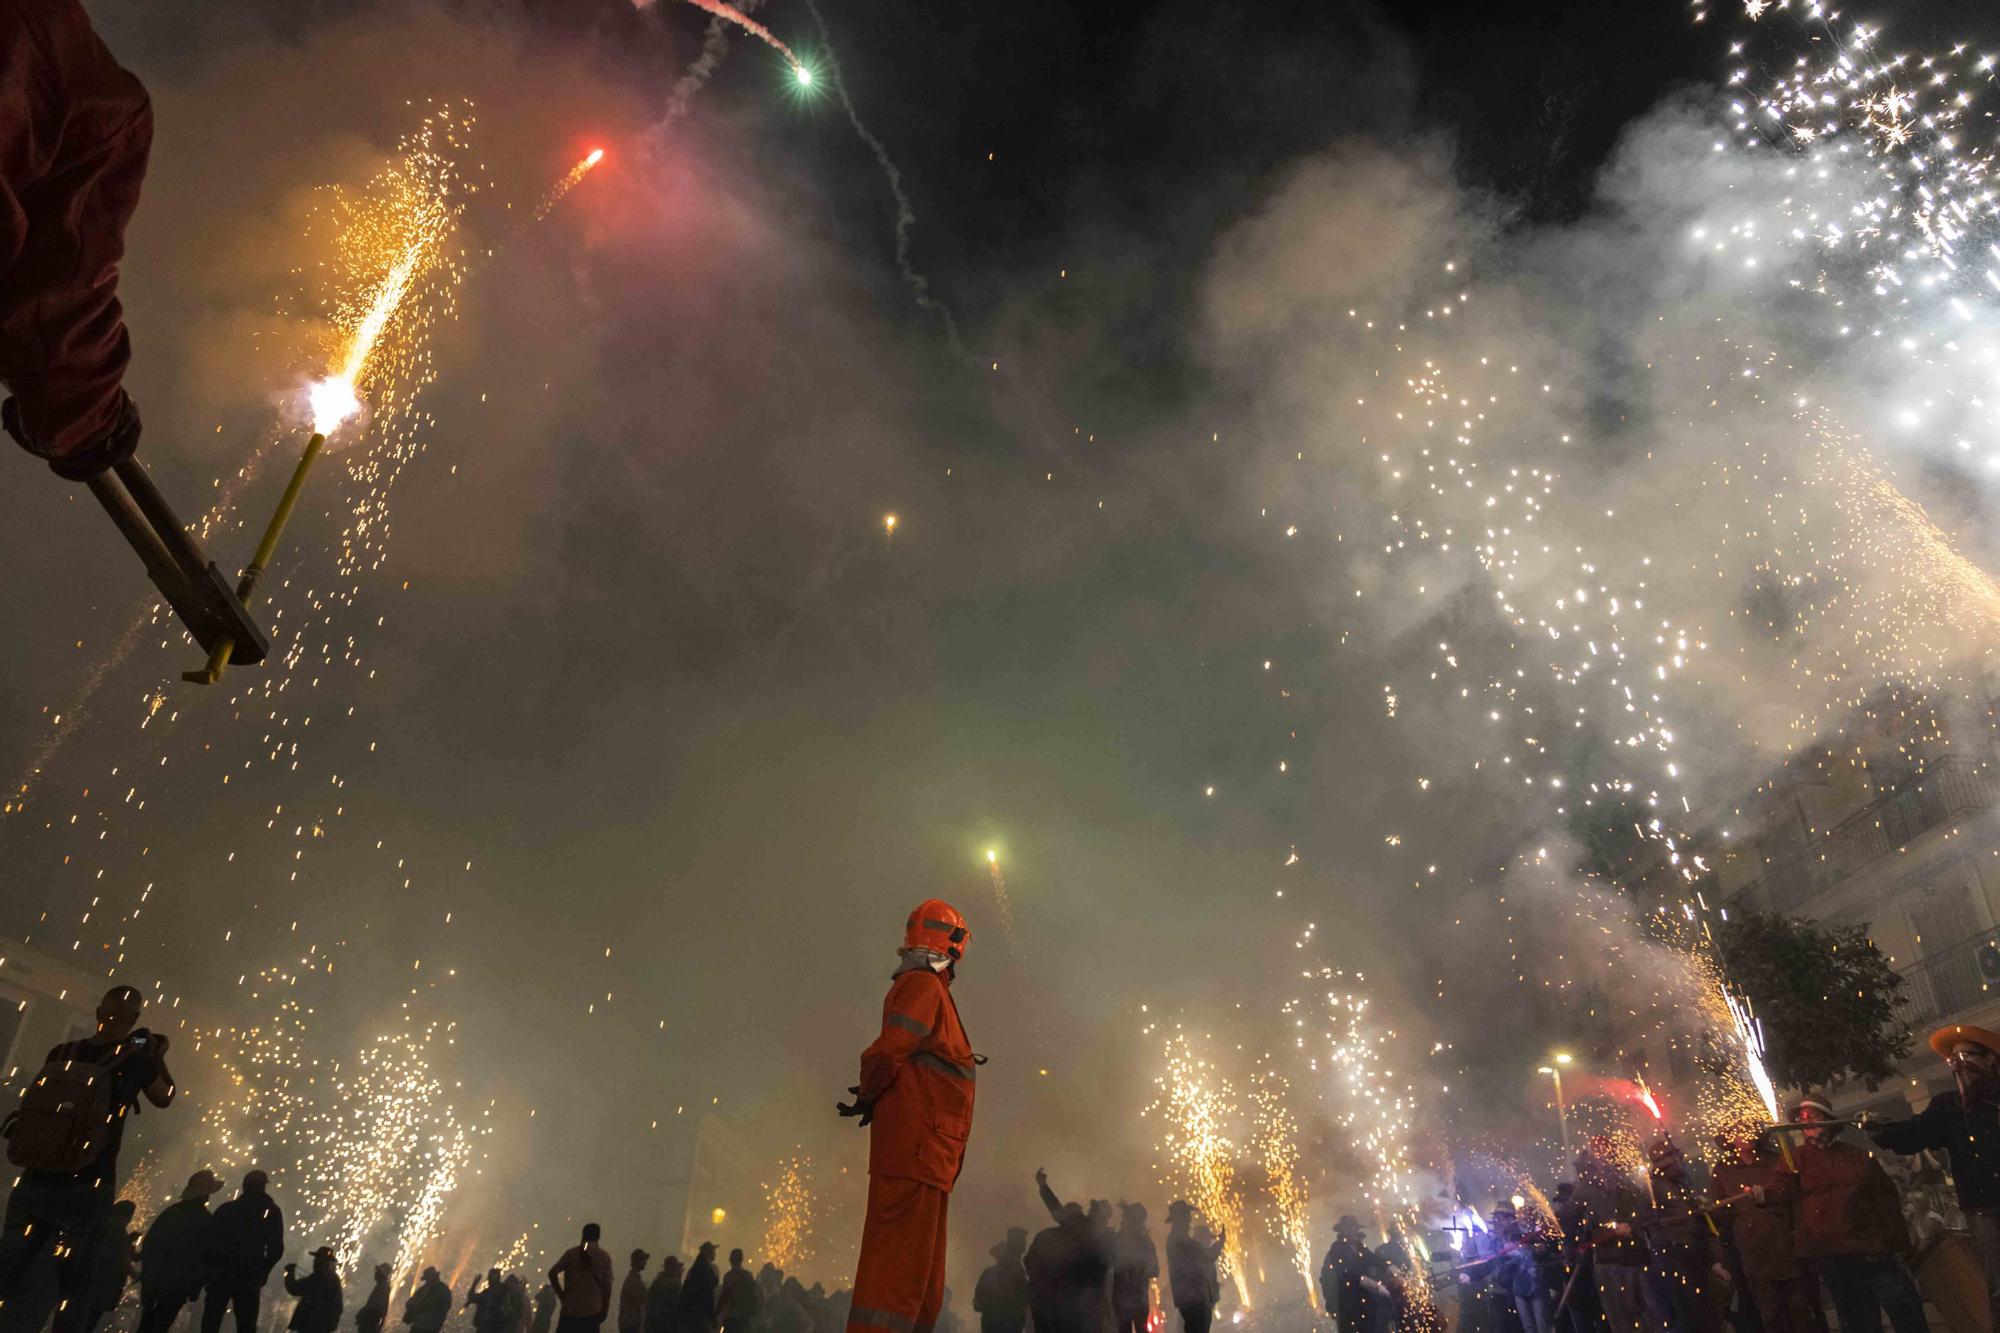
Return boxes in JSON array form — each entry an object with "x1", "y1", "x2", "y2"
[
  {"x1": 0, "y1": 0, "x2": 150, "y2": 459},
  {"x1": 857, "y1": 970, "x2": 945, "y2": 1100}
]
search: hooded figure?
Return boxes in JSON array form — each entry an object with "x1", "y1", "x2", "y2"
[
  {"x1": 677, "y1": 1245, "x2": 720, "y2": 1333},
  {"x1": 972, "y1": 1231, "x2": 1029, "y2": 1333},
  {"x1": 645, "y1": 1258, "x2": 683, "y2": 1333},
  {"x1": 841, "y1": 901, "x2": 977, "y2": 1333},
  {"x1": 1110, "y1": 1205, "x2": 1159, "y2": 1333}
]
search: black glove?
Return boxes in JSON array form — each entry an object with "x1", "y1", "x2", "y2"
[
  {"x1": 836, "y1": 1086, "x2": 875, "y2": 1126},
  {"x1": 4, "y1": 390, "x2": 141, "y2": 480}
]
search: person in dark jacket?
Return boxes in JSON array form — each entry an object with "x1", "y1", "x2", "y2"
[
  {"x1": 1034, "y1": 1172, "x2": 1111, "y2": 1333},
  {"x1": 0, "y1": 987, "x2": 174, "y2": 1333},
  {"x1": 1162, "y1": 1203, "x2": 1223, "y2": 1333},
  {"x1": 356, "y1": 1264, "x2": 392, "y2": 1333},
  {"x1": 532, "y1": 1285, "x2": 560, "y2": 1333},
  {"x1": 972, "y1": 1231, "x2": 1029, "y2": 1333},
  {"x1": 202, "y1": 1170, "x2": 285, "y2": 1333},
  {"x1": 1024, "y1": 1207, "x2": 1104, "y2": 1333},
  {"x1": 1461, "y1": 1211, "x2": 1545, "y2": 1333},
  {"x1": 1784, "y1": 1096, "x2": 1925, "y2": 1333},
  {"x1": 138, "y1": 1171, "x2": 225, "y2": 1333},
  {"x1": 676, "y1": 1244, "x2": 720, "y2": 1333},
  {"x1": 471, "y1": 1269, "x2": 513, "y2": 1333},
  {"x1": 0, "y1": 0, "x2": 151, "y2": 478},
  {"x1": 644, "y1": 1257, "x2": 683, "y2": 1333},
  {"x1": 716, "y1": 1251, "x2": 760, "y2": 1333},
  {"x1": 284, "y1": 1248, "x2": 344, "y2": 1333},
  {"x1": 403, "y1": 1268, "x2": 452, "y2": 1333},
  {"x1": 1711, "y1": 1135, "x2": 1822, "y2": 1333},
  {"x1": 1572, "y1": 1138, "x2": 1669, "y2": 1333},
  {"x1": 1871, "y1": 1023, "x2": 2000, "y2": 1333},
  {"x1": 1321, "y1": 1216, "x2": 1390, "y2": 1333},
  {"x1": 1645, "y1": 1140, "x2": 1722, "y2": 1333},
  {"x1": 1549, "y1": 1183, "x2": 1604, "y2": 1333},
  {"x1": 1110, "y1": 1207, "x2": 1158, "y2": 1333}
]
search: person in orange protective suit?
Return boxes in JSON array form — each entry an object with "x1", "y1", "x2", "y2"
[{"x1": 839, "y1": 900, "x2": 979, "y2": 1333}]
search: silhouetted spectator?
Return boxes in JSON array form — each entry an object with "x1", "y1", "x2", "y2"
[
  {"x1": 621, "y1": 1252, "x2": 651, "y2": 1333},
  {"x1": 973, "y1": 1230, "x2": 1029, "y2": 1333},
  {"x1": 283, "y1": 1248, "x2": 344, "y2": 1333},
  {"x1": 0, "y1": 986, "x2": 174, "y2": 1333},
  {"x1": 1111, "y1": 1207, "x2": 1158, "y2": 1333},
  {"x1": 356, "y1": 1264, "x2": 392, "y2": 1333},
  {"x1": 201, "y1": 1170, "x2": 285, "y2": 1333},
  {"x1": 677, "y1": 1245, "x2": 720, "y2": 1333},
  {"x1": 717, "y1": 1251, "x2": 762, "y2": 1333},
  {"x1": 404, "y1": 1268, "x2": 452, "y2": 1333},
  {"x1": 138, "y1": 1171, "x2": 224, "y2": 1333},
  {"x1": 551, "y1": 1226, "x2": 615, "y2": 1333},
  {"x1": 645, "y1": 1258, "x2": 684, "y2": 1333}
]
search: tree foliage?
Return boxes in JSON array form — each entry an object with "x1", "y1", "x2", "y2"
[{"x1": 1714, "y1": 909, "x2": 1913, "y2": 1092}]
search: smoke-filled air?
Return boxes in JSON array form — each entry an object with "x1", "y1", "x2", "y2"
[{"x1": 3, "y1": 3, "x2": 1999, "y2": 1333}]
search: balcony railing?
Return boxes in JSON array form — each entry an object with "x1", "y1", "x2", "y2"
[
  {"x1": 1734, "y1": 757, "x2": 1999, "y2": 914},
  {"x1": 1897, "y1": 923, "x2": 2000, "y2": 1032}
]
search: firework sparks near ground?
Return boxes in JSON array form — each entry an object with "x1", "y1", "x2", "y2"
[
  {"x1": 760, "y1": 1149, "x2": 818, "y2": 1274},
  {"x1": 1145, "y1": 1028, "x2": 1250, "y2": 1308},
  {"x1": 1249, "y1": 1066, "x2": 1314, "y2": 1301}
]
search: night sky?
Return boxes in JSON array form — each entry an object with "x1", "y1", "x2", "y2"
[{"x1": 2, "y1": 0, "x2": 1994, "y2": 1300}]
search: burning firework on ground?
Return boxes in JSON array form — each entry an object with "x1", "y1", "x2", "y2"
[{"x1": 1248, "y1": 1066, "x2": 1314, "y2": 1301}]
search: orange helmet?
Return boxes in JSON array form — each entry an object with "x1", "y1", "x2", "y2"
[{"x1": 904, "y1": 899, "x2": 970, "y2": 961}]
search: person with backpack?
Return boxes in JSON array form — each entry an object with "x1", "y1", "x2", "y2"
[
  {"x1": 137, "y1": 1171, "x2": 224, "y2": 1333},
  {"x1": 0, "y1": 984, "x2": 175, "y2": 1333},
  {"x1": 201, "y1": 1170, "x2": 285, "y2": 1333},
  {"x1": 550, "y1": 1225, "x2": 615, "y2": 1333},
  {"x1": 716, "y1": 1251, "x2": 762, "y2": 1333},
  {"x1": 283, "y1": 1249, "x2": 344, "y2": 1333}
]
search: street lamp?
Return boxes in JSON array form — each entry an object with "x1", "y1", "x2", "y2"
[{"x1": 1538, "y1": 1055, "x2": 1572, "y2": 1150}]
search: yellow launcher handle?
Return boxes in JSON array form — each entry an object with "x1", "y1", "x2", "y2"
[{"x1": 183, "y1": 432, "x2": 326, "y2": 686}]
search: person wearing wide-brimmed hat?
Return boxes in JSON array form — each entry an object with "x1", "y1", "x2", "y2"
[
  {"x1": 1163, "y1": 1202, "x2": 1224, "y2": 1333},
  {"x1": 282, "y1": 1247, "x2": 344, "y2": 1333},
  {"x1": 971, "y1": 1230, "x2": 1028, "y2": 1333},
  {"x1": 1871, "y1": 1023, "x2": 2000, "y2": 1333},
  {"x1": 136, "y1": 1171, "x2": 225, "y2": 1333}
]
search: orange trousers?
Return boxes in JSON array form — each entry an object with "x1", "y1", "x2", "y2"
[{"x1": 846, "y1": 1175, "x2": 949, "y2": 1333}]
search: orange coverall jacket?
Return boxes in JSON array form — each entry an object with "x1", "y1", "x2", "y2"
[{"x1": 858, "y1": 966, "x2": 975, "y2": 1192}]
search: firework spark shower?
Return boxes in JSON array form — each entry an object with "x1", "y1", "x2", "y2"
[{"x1": 3, "y1": 0, "x2": 1999, "y2": 1312}]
